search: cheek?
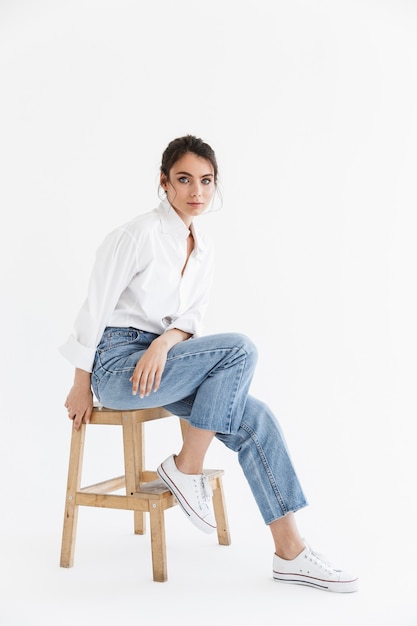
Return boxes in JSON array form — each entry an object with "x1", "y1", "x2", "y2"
[
  {"x1": 167, "y1": 186, "x2": 187, "y2": 204},
  {"x1": 170, "y1": 187, "x2": 184, "y2": 200}
]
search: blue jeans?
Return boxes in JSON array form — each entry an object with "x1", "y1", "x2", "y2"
[{"x1": 92, "y1": 327, "x2": 308, "y2": 524}]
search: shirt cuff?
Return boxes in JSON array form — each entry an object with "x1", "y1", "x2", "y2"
[
  {"x1": 58, "y1": 335, "x2": 96, "y2": 373},
  {"x1": 165, "y1": 318, "x2": 201, "y2": 338}
]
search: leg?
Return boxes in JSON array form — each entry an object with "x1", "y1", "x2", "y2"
[
  {"x1": 216, "y1": 395, "x2": 308, "y2": 526},
  {"x1": 215, "y1": 397, "x2": 358, "y2": 592},
  {"x1": 93, "y1": 329, "x2": 302, "y2": 520},
  {"x1": 175, "y1": 424, "x2": 215, "y2": 474},
  {"x1": 93, "y1": 331, "x2": 258, "y2": 435},
  {"x1": 269, "y1": 512, "x2": 304, "y2": 559},
  {"x1": 161, "y1": 393, "x2": 307, "y2": 538},
  {"x1": 156, "y1": 423, "x2": 218, "y2": 533},
  {"x1": 94, "y1": 330, "x2": 257, "y2": 534},
  {"x1": 178, "y1": 418, "x2": 231, "y2": 545}
]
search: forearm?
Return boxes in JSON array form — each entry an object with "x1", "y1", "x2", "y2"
[{"x1": 73, "y1": 367, "x2": 92, "y2": 389}]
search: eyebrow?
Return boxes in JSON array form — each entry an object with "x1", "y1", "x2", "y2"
[{"x1": 175, "y1": 170, "x2": 213, "y2": 178}]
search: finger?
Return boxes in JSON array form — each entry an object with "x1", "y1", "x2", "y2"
[
  {"x1": 153, "y1": 368, "x2": 162, "y2": 393},
  {"x1": 67, "y1": 407, "x2": 75, "y2": 421},
  {"x1": 130, "y1": 372, "x2": 140, "y2": 396},
  {"x1": 130, "y1": 369, "x2": 147, "y2": 397},
  {"x1": 84, "y1": 405, "x2": 93, "y2": 425},
  {"x1": 73, "y1": 413, "x2": 83, "y2": 431},
  {"x1": 145, "y1": 371, "x2": 156, "y2": 396},
  {"x1": 139, "y1": 371, "x2": 150, "y2": 398}
]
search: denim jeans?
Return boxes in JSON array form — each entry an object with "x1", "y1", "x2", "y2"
[{"x1": 92, "y1": 327, "x2": 308, "y2": 524}]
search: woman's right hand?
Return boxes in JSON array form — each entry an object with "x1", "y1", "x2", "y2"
[
  {"x1": 129, "y1": 329, "x2": 192, "y2": 398},
  {"x1": 64, "y1": 369, "x2": 93, "y2": 430}
]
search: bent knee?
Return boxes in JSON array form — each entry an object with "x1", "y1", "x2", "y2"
[{"x1": 227, "y1": 332, "x2": 258, "y2": 362}]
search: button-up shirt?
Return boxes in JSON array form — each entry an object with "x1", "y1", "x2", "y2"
[{"x1": 59, "y1": 199, "x2": 215, "y2": 372}]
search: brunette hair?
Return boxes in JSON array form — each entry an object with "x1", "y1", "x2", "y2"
[{"x1": 160, "y1": 135, "x2": 218, "y2": 183}]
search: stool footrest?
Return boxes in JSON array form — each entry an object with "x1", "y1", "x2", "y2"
[
  {"x1": 76, "y1": 492, "x2": 177, "y2": 511},
  {"x1": 79, "y1": 476, "x2": 126, "y2": 494},
  {"x1": 77, "y1": 468, "x2": 224, "y2": 500}
]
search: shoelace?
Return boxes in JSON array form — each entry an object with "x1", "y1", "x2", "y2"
[
  {"x1": 200, "y1": 475, "x2": 213, "y2": 502},
  {"x1": 193, "y1": 475, "x2": 213, "y2": 512},
  {"x1": 303, "y1": 540, "x2": 340, "y2": 575}
]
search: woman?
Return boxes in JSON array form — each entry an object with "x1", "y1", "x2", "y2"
[{"x1": 60, "y1": 135, "x2": 358, "y2": 593}]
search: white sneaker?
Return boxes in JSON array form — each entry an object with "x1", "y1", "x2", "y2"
[
  {"x1": 273, "y1": 541, "x2": 359, "y2": 593},
  {"x1": 157, "y1": 454, "x2": 217, "y2": 534}
]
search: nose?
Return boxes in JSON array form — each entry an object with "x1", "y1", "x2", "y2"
[{"x1": 190, "y1": 183, "x2": 203, "y2": 197}]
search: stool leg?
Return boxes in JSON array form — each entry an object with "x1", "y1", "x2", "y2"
[
  {"x1": 133, "y1": 419, "x2": 146, "y2": 535},
  {"x1": 60, "y1": 423, "x2": 86, "y2": 567},
  {"x1": 122, "y1": 414, "x2": 146, "y2": 535},
  {"x1": 149, "y1": 498, "x2": 168, "y2": 582},
  {"x1": 212, "y1": 476, "x2": 232, "y2": 546}
]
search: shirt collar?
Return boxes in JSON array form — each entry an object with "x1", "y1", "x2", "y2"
[{"x1": 157, "y1": 198, "x2": 206, "y2": 252}]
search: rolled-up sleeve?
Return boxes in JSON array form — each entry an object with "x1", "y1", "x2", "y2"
[{"x1": 59, "y1": 229, "x2": 139, "y2": 372}]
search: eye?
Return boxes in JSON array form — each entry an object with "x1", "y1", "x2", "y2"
[
  {"x1": 202, "y1": 178, "x2": 212, "y2": 185},
  {"x1": 178, "y1": 176, "x2": 189, "y2": 184}
]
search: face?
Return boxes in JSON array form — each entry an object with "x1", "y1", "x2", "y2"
[{"x1": 161, "y1": 152, "x2": 215, "y2": 227}]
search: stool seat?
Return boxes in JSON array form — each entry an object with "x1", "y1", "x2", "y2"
[{"x1": 60, "y1": 405, "x2": 231, "y2": 581}]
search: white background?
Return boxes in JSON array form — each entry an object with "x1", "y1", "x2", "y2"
[{"x1": 1, "y1": 1, "x2": 416, "y2": 624}]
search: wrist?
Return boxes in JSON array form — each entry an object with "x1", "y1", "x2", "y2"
[
  {"x1": 154, "y1": 329, "x2": 191, "y2": 351},
  {"x1": 73, "y1": 368, "x2": 92, "y2": 388},
  {"x1": 152, "y1": 334, "x2": 172, "y2": 351}
]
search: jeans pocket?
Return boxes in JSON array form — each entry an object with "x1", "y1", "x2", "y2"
[{"x1": 97, "y1": 327, "x2": 140, "y2": 353}]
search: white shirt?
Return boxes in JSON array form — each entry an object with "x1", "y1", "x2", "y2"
[{"x1": 59, "y1": 199, "x2": 215, "y2": 372}]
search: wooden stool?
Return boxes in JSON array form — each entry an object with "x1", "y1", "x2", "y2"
[{"x1": 60, "y1": 405, "x2": 231, "y2": 581}]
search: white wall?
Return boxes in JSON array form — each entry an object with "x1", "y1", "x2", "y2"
[{"x1": 1, "y1": 1, "x2": 416, "y2": 623}]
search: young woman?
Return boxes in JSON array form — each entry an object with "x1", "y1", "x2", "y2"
[{"x1": 60, "y1": 135, "x2": 358, "y2": 593}]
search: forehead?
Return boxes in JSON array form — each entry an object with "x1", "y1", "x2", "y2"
[{"x1": 171, "y1": 152, "x2": 214, "y2": 176}]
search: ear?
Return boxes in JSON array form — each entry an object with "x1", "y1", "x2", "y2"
[{"x1": 160, "y1": 173, "x2": 168, "y2": 190}]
